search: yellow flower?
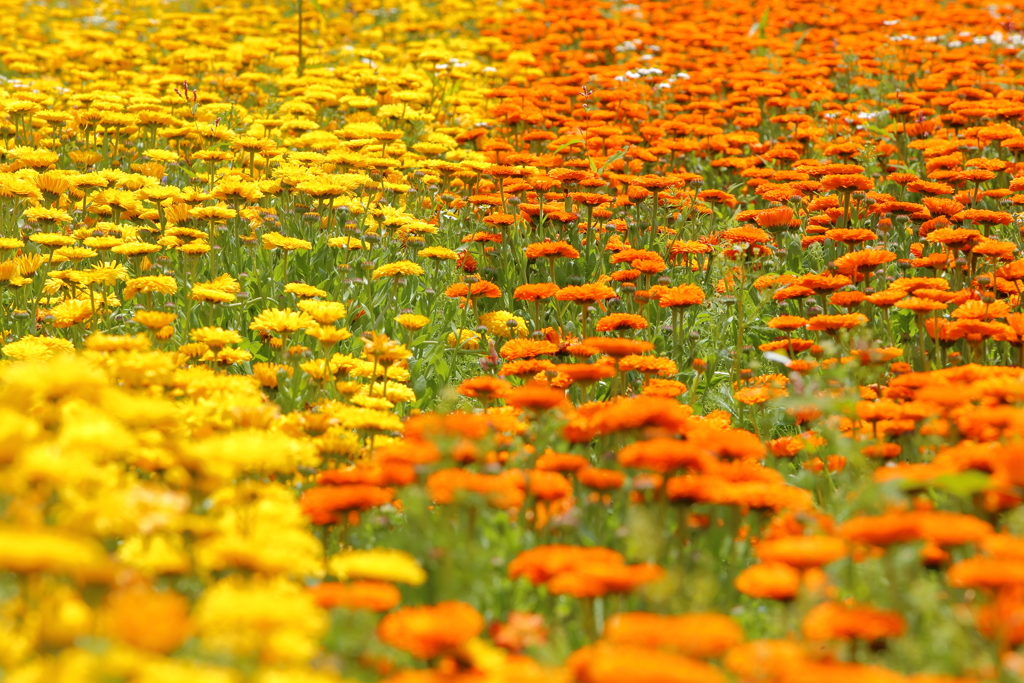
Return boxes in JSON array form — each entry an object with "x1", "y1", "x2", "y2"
[
  {"x1": 447, "y1": 329, "x2": 481, "y2": 349},
  {"x1": 330, "y1": 548, "x2": 427, "y2": 585},
  {"x1": 125, "y1": 275, "x2": 178, "y2": 298},
  {"x1": 23, "y1": 206, "x2": 73, "y2": 224},
  {"x1": 297, "y1": 300, "x2": 347, "y2": 324},
  {"x1": 395, "y1": 313, "x2": 429, "y2": 330},
  {"x1": 479, "y1": 310, "x2": 529, "y2": 338},
  {"x1": 250, "y1": 308, "x2": 314, "y2": 334},
  {"x1": 372, "y1": 259, "x2": 425, "y2": 279},
  {"x1": 262, "y1": 231, "x2": 312, "y2": 251},
  {"x1": 284, "y1": 282, "x2": 328, "y2": 298},
  {"x1": 419, "y1": 246, "x2": 459, "y2": 260},
  {"x1": 190, "y1": 327, "x2": 243, "y2": 349},
  {"x1": 0, "y1": 525, "x2": 113, "y2": 580},
  {"x1": 305, "y1": 323, "x2": 352, "y2": 345},
  {"x1": 193, "y1": 576, "x2": 327, "y2": 664},
  {"x1": 191, "y1": 287, "x2": 236, "y2": 303},
  {"x1": 49, "y1": 298, "x2": 95, "y2": 327},
  {"x1": 2, "y1": 335, "x2": 74, "y2": 361}
]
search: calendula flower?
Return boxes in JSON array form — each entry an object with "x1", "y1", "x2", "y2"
[
  {"x1": 250, "y1": 308, "x2": 314, "y2": 334},
  {"x1": 372, "y1": 260, "x2": 425, "y2": 279}
]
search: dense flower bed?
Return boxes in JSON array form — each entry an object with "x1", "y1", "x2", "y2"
[{"x1": 2, "y1": 0, "x2": 1024, "y2": 681}]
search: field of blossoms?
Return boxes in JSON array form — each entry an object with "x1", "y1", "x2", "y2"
[{"x1": 8, "y1": 0, "x2": 1024, "y2": 680}]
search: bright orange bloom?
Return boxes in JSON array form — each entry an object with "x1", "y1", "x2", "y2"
[
  {"x1": 514, "y1": 282, "x2": 561, "y2": 300},
  {"x1": 555, "y1": 283, "x2": 618, "y2": 304},
  {"x1": 734, "y1": 563, "x2": 801, "y2": 601},
  {"x1": 603, "y1": 612, "x2": 743, "y2": 658},
  {"x1": 524, "y1": 241, "x2": 580, "y2": 259},
  {"x1": 311, "y1": 581, "x2": 401, "y2": 612},
  {"x1": 658, "y1": 284, "x2": 706, "y2": 308},
  {"x1": 802, "y1": 602, "x2": 905, "y2": 641},
  {"x1": 445, "y1": 280, "x2": 502, "y2": 298},
  {"x1": 377, "y1": 601, "x2": 484, "y2": 659},
  {"x1": 299, "y1": 485, "x2": 394, "y2": 524},
  {"x1": 805, "y1": 313, "x2": 868, "y2": 331}
]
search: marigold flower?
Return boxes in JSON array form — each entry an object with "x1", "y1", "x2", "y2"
[
  {"x1": 603, "y1": 612, "x2": 743, "y2": 658},
  {"x1": 805, "y1": 313, "x2": 868, "y2": 332},
  {"x1": 525, "y1": 240, "x2": 580, "y2": 259},
  {"x1": 377, "y1": 601, "x2": 484, "y2": 659},
  {"x1": 311, "y1": 581, "x2": 401, "y2": 612},
  {"x1": 755, "y1": 536, "x2": 847, "y2": 568},
  {"x1": 567, "y1": 642, "x2": 726, "y2": 683},
  {"x1": 555, "y1": 283, "x2": 617, "y2": 304},
  {"x1": 500, "y1": 338, "x2": 559, "y2": 360},
  {"x1": 299, "y1": 485, "x2": 393, "y2": 524},
  {"x1": 514, "y1": 283, "x2": 561, "y2": 301},
  {"x1": 802, "y1": 602, "x2": 905, "y2": 642},
  {"x1": 734, "y1": 562, "x2": 801, "y2": 601},
  {"x1": 583, "y1": 337, "x2": 654, "y2": 357}
]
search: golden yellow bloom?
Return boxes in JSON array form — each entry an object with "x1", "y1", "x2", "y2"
[
  {"x1": 284, "y1": 282, "x2": 328, "y2": 298},
  {"x1": 125, "y1": 276, "x2": 178, "y2": 298},
  {"x1": 297, "y1": 300, "x2": 347, "y2": 325},
  {"x1": 133, "y1": 310, "x2": 177, "y2": 329},
  {"x1": 372, "y1": 260, "x2": 425, "y2": 279},
  {"x1": 262, "y1": 231, "x2": 312, "y2": 251},
  {"x1": 330, "y1": 548, "x2": 427, "y2": 585},
  {"x1": 250, "y1": 308, "x2": 314, "y2": 334},
  {"x1": 190, "y1": 327, "x2": 243, "y2": 349},
  {"x1": 395, "y1": 313, "x2": 429, "y2": 330}
]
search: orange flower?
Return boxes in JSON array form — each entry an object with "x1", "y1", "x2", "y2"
[
  {"x1": 755, "y1": 536, "x2": 847, "y2": 568},
  {"x1": 595, "y1": 313, "x2": 649, "y2": 331},
  {"x1": 755, "y1": 206, "x2": 795, "y2": 229},
  {"x1": 836, "y1": 512, "x2": 920, "y2": 546},
  {"x1": 508, "y1": 545, "x2": 624, "y2": 585},
  {"x1": 618, "y1": 354, "x2": 678, "y2": 377},
  {"x1": 377, "y1": 601, "x2": 484, "y2": 659},
  {"x1": 642, "y1": 378, "x2": 688, "y2": 397},
  {"x1": 805, "y1": 313, "x2": 868, "y2": 331},
  {"x1": 553, "y1": 362, "x2": 617, "y2": 383},
  {"x1": 514, "y1": 283, "x2": 561, "y2": 300},
  {"x1": 555, "y1": 283, "x2": 618, "y2": 304},
  {"x1": 506, "y1": 382, "x2": 566, "y2": 411},
  {"x1": 567, "y1": 642, "x2": 727, "y2": 683},
  {"x1": 300, "y1": 485, "x2": 394, "y2": 525},
  {"x1": 821, "y1": 174, "x2": 873, "y2": 192},
  {"x1": 603, "y1": 612, "x2": 744, "y2": 658},
  {"x1": 524, "y1": 240, "x2": 580, "y2": 259},
  {"x1": 578, "y1": 466, "x2": 626, "y2": 490},
  {"x1": 583, "y1": 337, "x2": 655, "y2": 357},
  {"x1": 801, "y1": 602, "x2": 905, "y2": 642},
  {"x1": 825, "y1": 228, "x2": 877, "y2": 244},
  {"x1": 721, "y1": 226, "x2": 771, "y2": 244},
  {"x1": 767, "y1": 315, "x2": 807, "y2": 331},
  {"x1": 894, "y1": 296, "x2": 947, "y2": 313},
  {"x1": 535, "y1": 451, "x2": 588, "y2": 473},
  {"x1": 445, "y1": 280, "x2": 502, "y2": 299},
  {"x1": 734, "y1": 562, "x2": 801, "y2": 601},
  {"x1": 311, "y1": 581, "x2": 401, "y2": 612},
  {"x1": 658, "y1": 284, "x2": 706, "y2": 308},
  {"x1": 947, "y1": 557, "x2": 1024, "y2": 589},
  {"x1": 500, "y1": 338, "x2": 559, "y2": 360},
  {"x1": 618, "y1": 438, "x2": 715, "y2": 474},
  {"x1": 105, "y1": 587, "x2": 190, "y2": 653},
  {"x1": 546, "y1": 562, "x2": 664, "y2": 597},
  {"x1": 833, "y1": 249, "x2": 897, "y2": 275},
  {"x1": 457, "y1": 376, "x2": 512, "y2": 400}
]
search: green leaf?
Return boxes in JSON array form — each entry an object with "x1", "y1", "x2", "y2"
[
  {"x1": 598, "y1": 146, "x2": 629, "y2": 174},
  {"x1": 925, "y1": 471, "x2": 992, "y2": 498},
  {"x1": 553, "y1": 138, "x2": 586, "y2": 155}
]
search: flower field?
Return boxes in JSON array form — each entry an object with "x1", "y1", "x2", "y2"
[{"x1": 7, "y1": 0, "x2": 1024, "y2": 680}]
